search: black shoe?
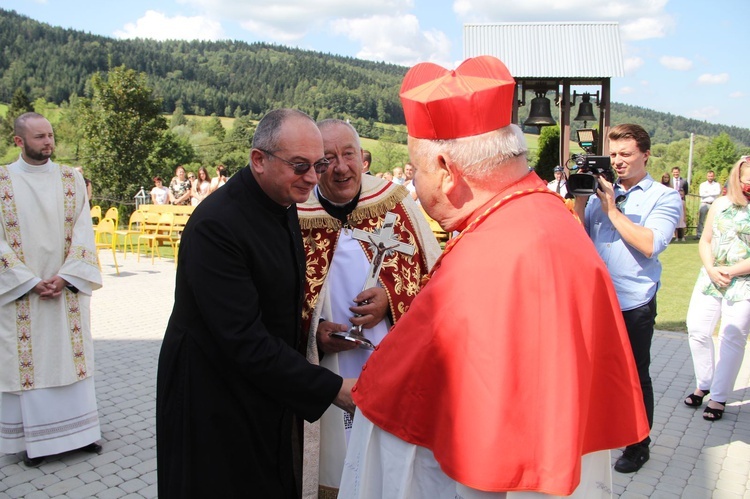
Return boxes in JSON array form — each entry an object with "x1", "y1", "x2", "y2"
[
  {"x1": 685, "y1": 389, "x2": 710, "y2": 407},
  {"x1": 79, "y1": 442, "x2": 103, "y2": 453},
  {"x1": 23, "y1": 452, "x2": 45, "y2": 468},
  {"x1": 703, "y1": 401, "x2": 726, "y2": 421},
  {"x1": 614, "y1": 445, "x2": 649, "y2": 473}
]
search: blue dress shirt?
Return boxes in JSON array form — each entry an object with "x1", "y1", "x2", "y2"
[{"x1": 584, "y1": 174, "x2": 682, "y2": 311}]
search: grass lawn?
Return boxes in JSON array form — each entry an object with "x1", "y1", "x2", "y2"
[{"x1": 657, "y1": 238, "x2": 702, "y2": 332}]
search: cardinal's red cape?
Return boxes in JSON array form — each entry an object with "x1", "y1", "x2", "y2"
[{"x1": 352, "y1": 172, "x2": 649, "y2": 495}]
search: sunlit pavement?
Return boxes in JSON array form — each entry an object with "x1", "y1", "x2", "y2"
[{"x1": 1, "y1": 250, "x2": 749, "y2": 498}]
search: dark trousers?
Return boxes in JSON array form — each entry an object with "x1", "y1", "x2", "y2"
[{"x1": 622, "y1": 295, "x2": 656, "y2": 447}]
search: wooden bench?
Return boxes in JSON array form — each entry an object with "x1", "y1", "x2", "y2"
[
  {"x1": 136, "y1": 205, "x2": 194, "y2": 263},
  {"x1": 138, "y1": 204, "x2": 195, "y2": 216}
]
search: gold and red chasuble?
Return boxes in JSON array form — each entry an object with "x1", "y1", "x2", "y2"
[{"x1": 298, "y1": 181, "x2": 430, "y2": 346}]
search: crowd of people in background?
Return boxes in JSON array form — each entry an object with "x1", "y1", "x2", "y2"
[{"x1": 148, "y1": 164, "x2": 230, "y2": 206}]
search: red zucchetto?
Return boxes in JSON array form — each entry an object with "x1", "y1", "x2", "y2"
[{"x1": 400, "y1": 55, "x2": 516, "y2": 140}]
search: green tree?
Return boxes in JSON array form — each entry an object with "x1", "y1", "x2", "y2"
[
  {"x1": 146, "y1": 130, "x2": 196, "y2": 182},
  {"x1": 171, "y1": 101, "x2": 187, "y2": 127},
  {"x1": 701, "y1": 133, "x2": 738, "y2": 182},
  {"x1": 80, "y1": 66, "x2": 167, "y2": 203},
  {"x1": 535, "y1": 125, "x2": 560, "y2": 180},
  {"x1": 55, "y1": 94, "x2": 89, "y2": 163},
  {"x1": 205, "y1": 114, "x2": 226, "y2": 141},
  {"x1": 0, "y1": 88, "x2": 34, "y2": 145},
  {"x1": 374, "y1": 135, "x2": 408, "y2": 172}
]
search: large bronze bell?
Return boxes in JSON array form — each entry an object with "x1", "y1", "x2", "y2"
[
  {"x1": 573, "y1": 93, "x2": 597, "y2": 123},
  {"x1": 524, "y1": 91, "x2": 556, "y2": 127}
]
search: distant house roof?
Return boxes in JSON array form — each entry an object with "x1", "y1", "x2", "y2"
[{"x1": 463, "y1": 22, "x2": 623, "y2": 80}]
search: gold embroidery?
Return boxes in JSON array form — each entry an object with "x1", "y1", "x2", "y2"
[
  {"x1": 0, "y1": 252, "x2": 22, "y2": 271},
  {"x1": 0, "y1": 164, "x2": 88, "y2": 390},
  {"x1": 16, "y1": 297, "x2": 33, "y2": 389},
  {"x1": 66, "y1": 292, "x2": 87, "y2": 379},
  {"x1": 301, "y1": 201, "x2": 427, "y2": 336},
  {"x1": 68, "y1": 245, "x2": 99, "y2": 268}
]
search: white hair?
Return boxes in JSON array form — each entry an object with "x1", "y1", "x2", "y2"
[{"x1": 410, "y1": 125, "x2": 528, "y2": 182}]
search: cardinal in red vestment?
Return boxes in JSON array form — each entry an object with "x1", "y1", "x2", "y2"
[{"x1": 339, "y1": 56, "x2": 649, "y2": 498}]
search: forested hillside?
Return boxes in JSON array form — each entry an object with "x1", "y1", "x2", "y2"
[
  {"x1": 1, "y1": 8, "x2": 749, "y2": 146},
  {"x1": 0, "y1": 9, "x2": 405, "y2": 125}
]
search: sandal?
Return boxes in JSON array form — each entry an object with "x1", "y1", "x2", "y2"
[
  {"x1": 684, "y1": 389, "x2": 709, "y2": 407},
  {"x1": 703, "y1": 401, "x2": 726, "y2": 421}
]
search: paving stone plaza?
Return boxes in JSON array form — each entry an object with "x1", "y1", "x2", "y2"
[{"x1": 1, "y1": 252, "x2": 749, "y2": 498}]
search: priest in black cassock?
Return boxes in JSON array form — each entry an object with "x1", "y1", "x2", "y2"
[{"x1": 156, "y1": 109, "x2": 355, "y2": 498}]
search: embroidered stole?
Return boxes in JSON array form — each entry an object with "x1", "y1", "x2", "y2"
[
  {"x1": 300, "y1": 201, "x2": 428, "y2": 349},
  {"x1": 0, "y1": 165, "x2": 87, "y2": 390}
]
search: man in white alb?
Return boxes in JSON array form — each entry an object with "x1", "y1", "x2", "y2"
[{"x1": 0, "y1": 113, "x2": 103, "y2": 467}]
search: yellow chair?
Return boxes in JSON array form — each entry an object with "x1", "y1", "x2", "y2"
[
  {"x1": 104, "y1": 207, "x2": 119, "y2": 229},
  {"x1": 114, "y1": 210, "x2": 146, "y2": 258},
  {"x1": 137, "y1": 212, "x2": 176, "y2": 263},
  {"x1": 90, "y1": 205, "x2": 101, "y2": 225},
  {"x1": 94, "y1": 218, "x2": 120, "y2": 275},
  {"x1": 171, "y1": 214, "x2": 191, "y2": 268}
]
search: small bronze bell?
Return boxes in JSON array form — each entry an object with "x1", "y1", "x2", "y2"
[{"x1": 574, "y1": 93, "x2": 597, "y2": 124}]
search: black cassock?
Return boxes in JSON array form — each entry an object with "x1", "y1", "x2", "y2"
[{"x1": 156, "y1": 167, "x2": 341, "y2": 498}]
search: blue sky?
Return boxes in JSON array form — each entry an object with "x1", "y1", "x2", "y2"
[{"x1": 2, "y1": 0, "x2": 748, "y2": 129}]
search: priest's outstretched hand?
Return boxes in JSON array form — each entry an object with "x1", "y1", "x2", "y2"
[
  {"x1": 317, "y1": 321, "x2": 358, "y2": 354},
  {"x1": 333, "y1": 378, "x2": 357, "y2": 415}
]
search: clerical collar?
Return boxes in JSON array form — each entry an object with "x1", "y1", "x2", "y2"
[
  {"x1": 17, "y1": 154, "x2": 54, "y2": 174},
  {"x1": 316, "y1": 186, "x2": 361, "y2": 227}
]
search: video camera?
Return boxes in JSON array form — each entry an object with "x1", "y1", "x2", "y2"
[
  {"x1": 566, "y1": 155, "x2": 614, "y2": 196},
  {"x1": 566, "y1": 128, "x2": 615, "y2": 196}
]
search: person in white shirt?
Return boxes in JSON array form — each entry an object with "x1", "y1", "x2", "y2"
[
  {"x1": 150, "y1": 176, "x2": 170, "y2": 205},
  {"x1": 697, "y1": 170, "x2": 721, "y2": 238},
  {"x1": 403, "y1": 162, "x2": 419, "y2": 203},
  {"x1": 547, "y1": 166, "x2": 568, "y2": 198}
]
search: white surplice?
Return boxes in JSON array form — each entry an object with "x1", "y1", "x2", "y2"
[
  {"x1": 0, "y1": 157, "x2": 102, "y2": 457},
  {"x1": 340, "y1": 414, "x2": 614, "y2": 499},
  {"x1": 317, "y1": 231, "x2": 391, "y2": 492}
]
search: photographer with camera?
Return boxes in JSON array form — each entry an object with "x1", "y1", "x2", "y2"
[{"x1": 573, "y1": 123, "x2": 682, "y2": 474}]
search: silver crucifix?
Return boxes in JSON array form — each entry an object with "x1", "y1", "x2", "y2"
[{"x1": 330, "y1": 211, "x2": 415, "y2": 349}]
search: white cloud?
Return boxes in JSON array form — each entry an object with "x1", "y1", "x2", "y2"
[
  {"x1": 688, "y1": 106, "x2": 721, "y2": 120},
  {"x1": 619, "y1": 16, "x2": 672, "y2": 41},
  {"x1": 114, "y1": 10, "x2": 224, "y2": 41},
  {"x1": 697, "y1": 73, "x2": 729, "y2": 85},
  {"x1": 659, "y1": 56, "x2": 692, "y2": 71},
  {"x1": 332, "y1": 15, "x2": 451, "y2": 66},
  {"x1": 172, "y1": 0, "x2": 452, "y2": 63},
  {"x1": 729, "y1": 91, "x2": 744, "y2": 99},
  {"x1": 619, "y1": 86, "x2": 636, "y2": 95},
  {"x1": 178, "y1": 0, "x2": 413, "y2": 41},
  {"x1": 623, "y1": 57, "x2": 644, "y2": 75}
]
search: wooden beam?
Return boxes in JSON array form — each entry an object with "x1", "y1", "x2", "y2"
[{"x1": 560, "y1": 80, "x2": 572, "y2": 170}]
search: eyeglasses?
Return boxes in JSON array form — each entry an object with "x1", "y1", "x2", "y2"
[
  {"x1": 258, "y1": 149, "x2": 329, "y2": 175},
  {"x1": 188, "y1": 175, "x2": 195, "y2": 179},
  {"x1": 615, "y1": 193, "x2": 628, "y2": 212}
]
